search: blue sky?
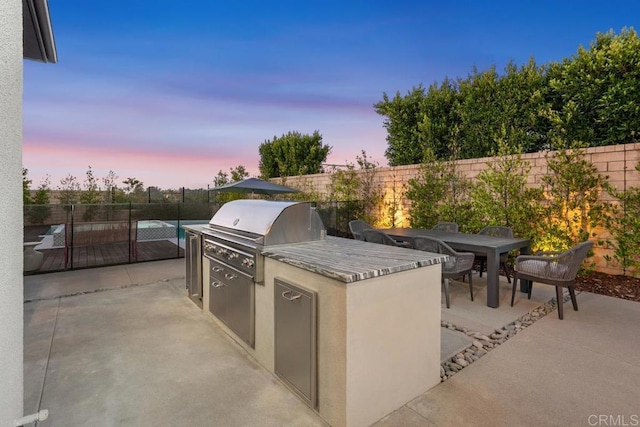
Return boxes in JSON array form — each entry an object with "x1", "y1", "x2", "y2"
[{"x1": 23, "y1": 0, "x2": 639, "y2": 189}]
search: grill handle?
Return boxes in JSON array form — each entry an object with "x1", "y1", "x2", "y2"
[{"x1": 282, "y1": 290, "x2": 302, "y2": 301}]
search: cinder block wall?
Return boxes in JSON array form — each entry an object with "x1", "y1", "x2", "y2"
[{"x1": 283, "y1": 143, "x2": 640, "y2": 275}]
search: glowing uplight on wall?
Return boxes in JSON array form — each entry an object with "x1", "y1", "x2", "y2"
[
  {"x1": 378, "y1": 178, "x2": 409, "y2": 228},
  {"x1": 532, "y1": 200, "x2": 593, "y2": 253},
  {"x1": 393, "y1": 207, "x2": 409, "y2": 228}
]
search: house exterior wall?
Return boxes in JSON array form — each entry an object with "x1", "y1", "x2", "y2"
[
  {"x1": 282, "y1": 143, "x2": 640, "y2": 275},
  {"x1": 0, "y1": 0, "x2": 25, "y2": 424}
]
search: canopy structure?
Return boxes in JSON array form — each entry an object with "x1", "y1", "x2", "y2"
[{"x1": 210, "y1": 178, "x2": 300, "y2": 195}]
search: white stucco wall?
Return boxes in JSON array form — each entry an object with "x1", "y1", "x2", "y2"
[{"x1": 0, "y1": 0, "x2": 24, "y2": 425}]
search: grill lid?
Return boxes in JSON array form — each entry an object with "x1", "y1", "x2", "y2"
[{"x1": 208, "y1": 200, "x2": 325, "y2": 245}]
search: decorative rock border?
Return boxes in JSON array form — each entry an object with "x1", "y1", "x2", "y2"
[{"x1": 440, "y1": 292, "x2": 574, "y2": 382}]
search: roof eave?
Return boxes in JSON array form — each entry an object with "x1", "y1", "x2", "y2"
[{"x1": 23, "y1": 0, "x2": 57, "y2": 63}]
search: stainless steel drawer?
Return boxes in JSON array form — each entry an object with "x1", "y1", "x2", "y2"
[
  {"x1": 274, "y1": 278, "x2": 317, "y2": 408},
  {"x1": 210, "y1": 260, "x2": 242, "y2": 283},
  {"x1": 208, "y1": 259, "x2": 255, "y2": 348}
]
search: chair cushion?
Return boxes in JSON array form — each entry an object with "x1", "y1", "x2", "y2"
[{"x1": 518, "y1": 259, "x2": 570, "y2": 279}]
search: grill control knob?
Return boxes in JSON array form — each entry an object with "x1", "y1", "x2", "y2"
[
  {"x1": 216, "y1": 248, "x2": 227, "y2": 256},
  {"x1": 228, "y1": 252, "x2": 239, "y2": 260},
  {"x1": 242, "y1": 258, "x2": 254, "y2": 268}
]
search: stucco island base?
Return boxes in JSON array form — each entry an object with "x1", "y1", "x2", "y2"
[{"x1": 204, "y1": 256, "x2": 442, "y2": 427}]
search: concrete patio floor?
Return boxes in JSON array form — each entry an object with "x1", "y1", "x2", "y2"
[{"x1": 23, "y1": 259, "x2": 640, "y2": 426}]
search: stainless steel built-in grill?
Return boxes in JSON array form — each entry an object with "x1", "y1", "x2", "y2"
[{"x1": 201, "y1": 200, "x2": 326, "y2": 347}]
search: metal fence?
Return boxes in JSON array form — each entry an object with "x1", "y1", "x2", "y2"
[
  {"x1": 23, "y1": 201, "x2": 363, "y2": 274},
  {"x1": 145, "y1": 187, "x2": 213, "y2": 203},
  {"x1": 23, "y1": 203, "x2": 221, "y2": 274},
  {"x1": 314, "y1": 200, "x2": 364, "y2": 238}
]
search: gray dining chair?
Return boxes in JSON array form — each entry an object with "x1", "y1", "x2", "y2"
[
  {"x1": 476, "y1": 225, "x2": 513, "y2": 283},
  {"x1": 348, "y1": 220, "x2": 372, "y2": 241},
  {"x1": 511, "y1": 241, "x2": 593, "y2": 319},
  {"x1": 412, "y1": 236, "x2": 475, "y2": 308},
  {"x1": 432, "y1": 222, "x2": 459, "y2": 233}
]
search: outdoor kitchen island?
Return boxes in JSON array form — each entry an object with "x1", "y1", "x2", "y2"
[{"x1": 202, "y1": 234, "x2": 446, "y2": 427}]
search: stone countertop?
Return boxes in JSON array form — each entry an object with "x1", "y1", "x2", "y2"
[
  {"x1": 261, "y1": 236, "x2": 447, "y2": 283},
  {"x1": 181, "y1": 224, "x2": 207, "y2": 233}
]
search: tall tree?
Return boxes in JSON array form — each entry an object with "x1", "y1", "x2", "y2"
[
  {"x1": 405, "y1": 146, "x2": 475, "y2": 231},
  {"x1": 213, "y1": 165, "x2": 249, "y2": 186},
  {"x1": 57, "y1": 173, "x2": 80, "y2": 220},
  {"x1": 123, "y1": 177, "x2": 142, "y2": 194},
  {"x1": 57, "y1": 174, "x2": 80, "y2": 205},
  {"x1": 374, "y1": 86, "x2": 428, "y2": 166},
  {"x1": 375, "y1": 29, "x2": 639, "y2": 165},
  {"x1": 455, "y1": 66, "x2": 501, "y2": 159},
  {"x1": 23, "y1": 168, "x2": 33, "y2": 205},
  {"x1": 539, "y1": 142, "x2": 609, "y2": 251},
  {"x1": 605, "y1": 162, "x2": 640, "y2": 274},
  {"x1": 405, "y1": 149, "x2": 451, "y2": 228},
  {"x1": 470, "y1": 135, "x2": 543, "y2": 239},
  {"x1": 494, "y1": 59, "x2": 549, "y2": 153},
  {"x1": 102, "y1": 170, "x2": 119, "y2": 204},
  {"x1": 259, "y1": 131, "x2": 331, "y2": 178},
  {"x1": 212, "y1": 165, "x2": 250, "y2": 202},
  {"x1": 26, "y1": 176, "x2": 52, "y2": 225},
  {"x1": 213, "y1": 170, "x2": 229, "y2": 187},
  {"x1": 80, "y1": 166, "x2": 101, "y2": 204},
  {"x1": 355, "y1": 151, "x2": 384, "y2": 224},
  {"x1": 121, "y1": 177, "x2": 145, "y2": 203},
  {"x1": 229, "y1": 165, "x2": 249, "y2": 182},
  {"x1": 417, "y1": 78, "x2": 460, "y2": 160},
  {"x1": 80, "y1": 166, "x2": 101, "y2": 221},
  {"x1": 545, "y1": 28, "x2": 640, "y2": 147}
]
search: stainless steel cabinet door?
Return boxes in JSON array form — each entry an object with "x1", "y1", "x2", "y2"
[{"x1": 274, "y1": 279, "x2": 317, "y2": 408}]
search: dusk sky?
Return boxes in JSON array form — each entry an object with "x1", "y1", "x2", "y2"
[{"x1": 23, "y1": 0, "x2": 639, "y2": 190}]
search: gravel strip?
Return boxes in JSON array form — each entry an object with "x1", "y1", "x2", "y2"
[{"x1": 439, "y1": 291, "x2": 576, "y2": 382}]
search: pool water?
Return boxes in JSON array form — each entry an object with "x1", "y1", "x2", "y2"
[{"x1": 165, "y1": 220, "x2": 209, "y2": 241}]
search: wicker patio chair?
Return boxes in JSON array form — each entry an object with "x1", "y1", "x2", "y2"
[
  {"x1": 413, "y1": 236, "x2": 475, "y2": 309},
  {"x1": 476, "y1": 225, "x2": 514, "y2": 283},
  {"x1": 348, "y1": 220, "x2": 372, "y2": 241},
  {"x1": 432, "y1": 222, "x2": 459, "y2": 233},
  {"x1": 510, "y1": 241, "x2": 594, "y2": 319},
  {"x1": 361, "y1": 229, "x2": 403, "y2": 247}
]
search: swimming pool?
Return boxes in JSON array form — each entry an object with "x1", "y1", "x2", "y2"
[
  {"x1": 46, "y1": 220, "x2": 210, "y2": 246},
  {"x1": 164, "y1": 220, "x2": 209, "y2": 240},
  {"x1": 137, "y1": 220, "x2": 177, "y2": 241}
]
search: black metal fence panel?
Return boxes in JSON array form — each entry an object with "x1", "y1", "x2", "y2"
[
  {"x1": 23, "y1": 201, "x2": 359, "y2": 275},
  {"x1": 23, "y1": 203, "x2": 222, "y2": 274}
]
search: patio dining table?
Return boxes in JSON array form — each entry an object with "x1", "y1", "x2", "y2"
[{"x1": 382, "y1": 228, "x2": 532, "y2": 308}]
